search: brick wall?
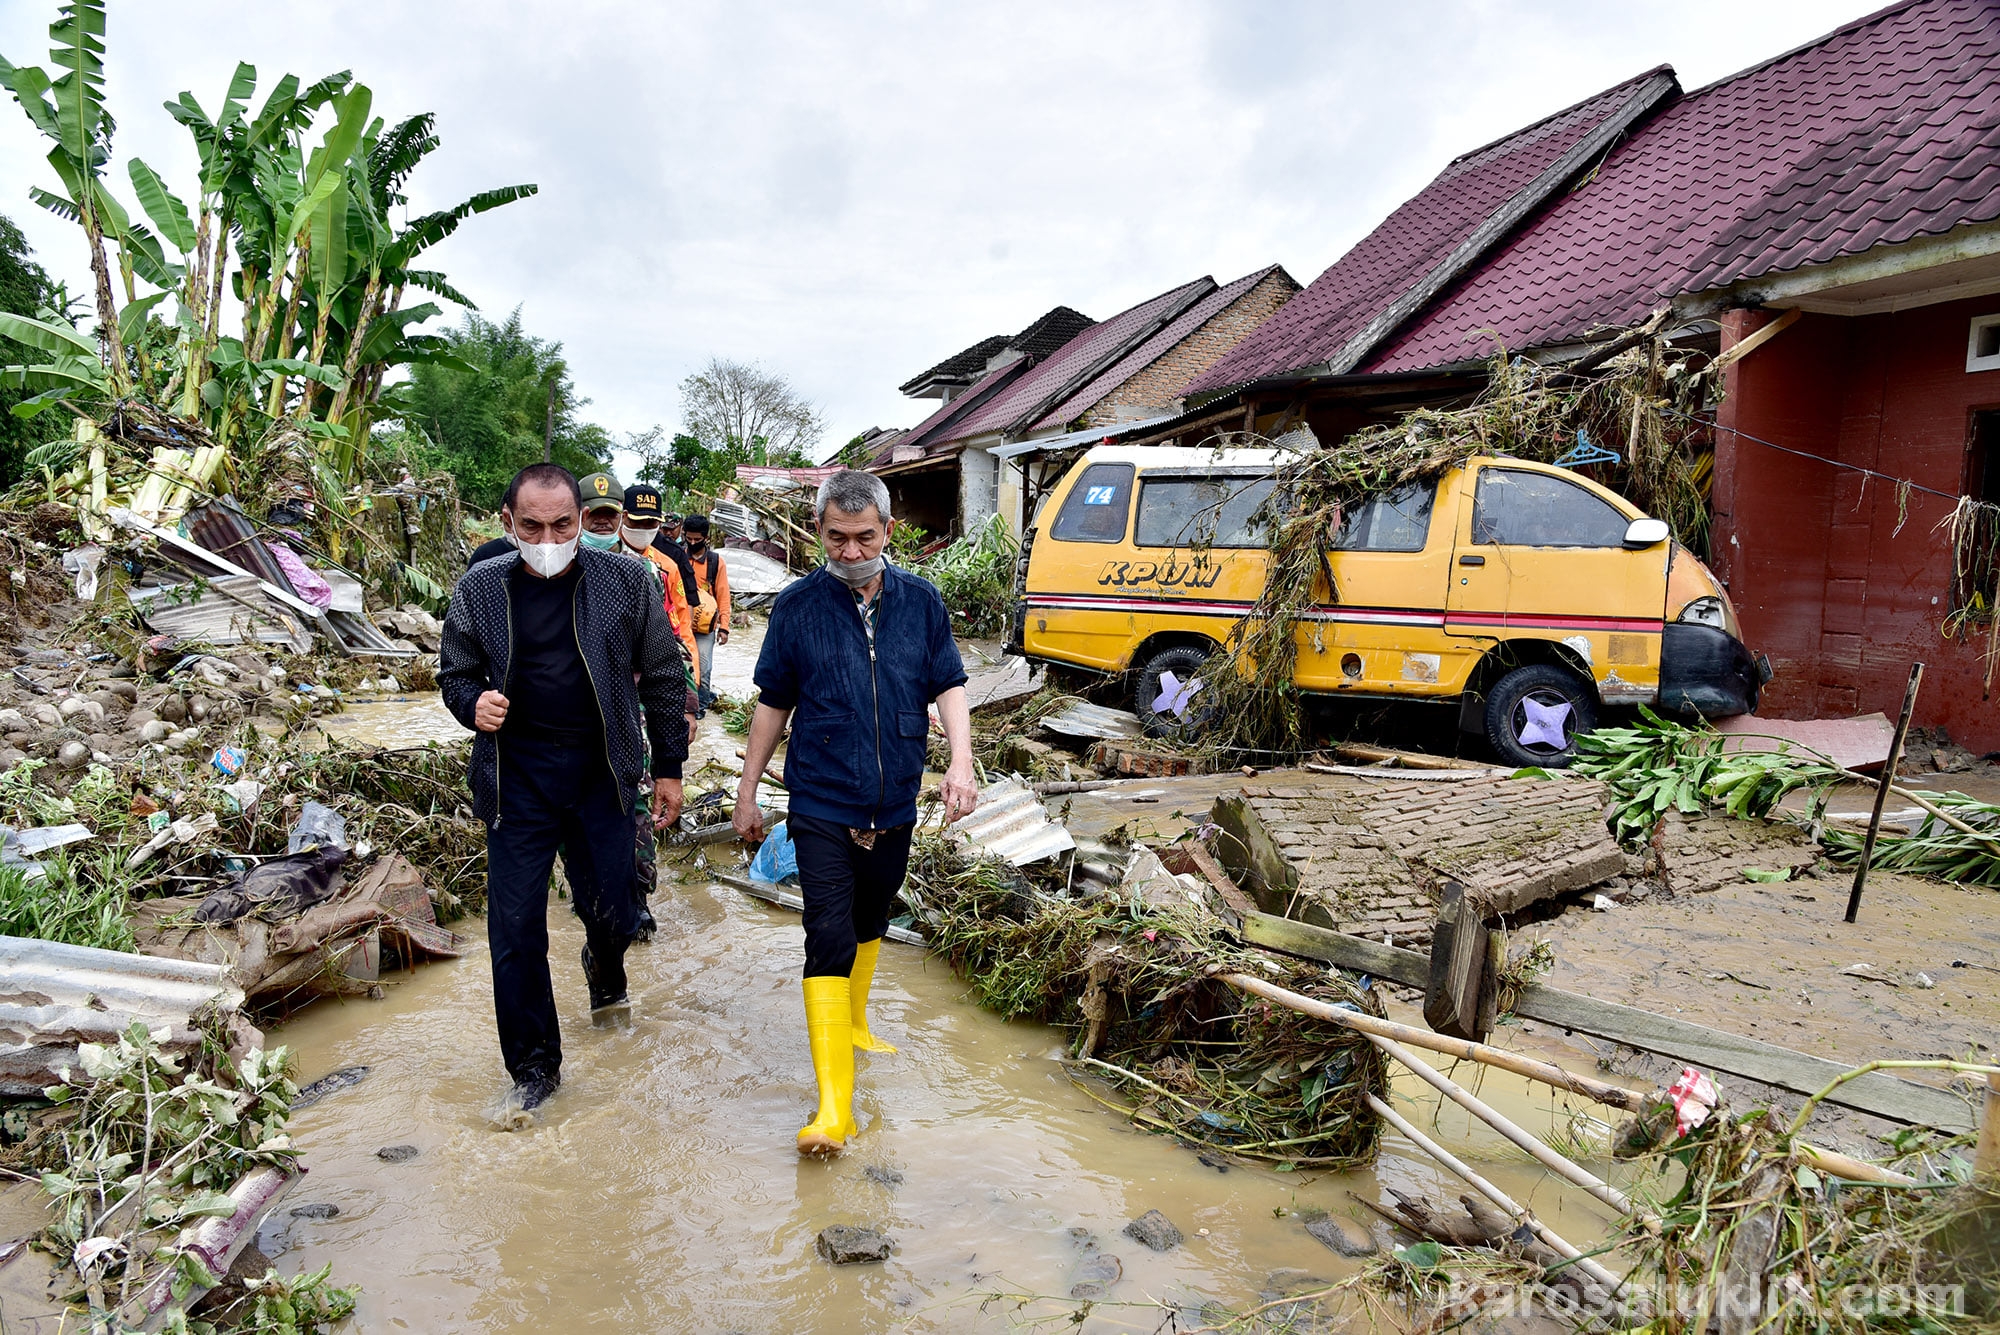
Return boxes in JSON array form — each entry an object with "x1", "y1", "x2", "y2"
[
  {"x1": 1714, "y1": 298, "x2": 2000, "y2": 750},
  {"x1": 1081, "y1": 270, "x2": 1301, "y2": 425}
]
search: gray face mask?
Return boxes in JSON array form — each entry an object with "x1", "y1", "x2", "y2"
[{"x1": 826, "y1": 554, "x2": 885, "y2": 588}]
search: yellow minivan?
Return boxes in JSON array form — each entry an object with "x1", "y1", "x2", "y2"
[{"x1": 1008, "y1": 445, "x2": 1768, "y2": 766}]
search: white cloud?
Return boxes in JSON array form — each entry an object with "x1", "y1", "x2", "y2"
[{"x1": 0, "y1": 0, "x2": 1882, "y2": 472}]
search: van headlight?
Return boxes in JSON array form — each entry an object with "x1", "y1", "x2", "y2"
[{"x1": 1677, "y1": 596, "x2": 1727, "y2": 629}]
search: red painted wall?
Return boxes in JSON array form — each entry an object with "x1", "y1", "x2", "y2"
[{"x1": 1713, "y1": 299, "x2": 2000, "y2": 752}]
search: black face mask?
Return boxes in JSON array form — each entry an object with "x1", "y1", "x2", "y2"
[{"x1": 686, "y1": 538, "x2": 706, "y2": 552}]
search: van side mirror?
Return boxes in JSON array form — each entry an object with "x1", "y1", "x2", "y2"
[{"x1": 1623, "y1": 517, "x2": 1670, "y2": 549}]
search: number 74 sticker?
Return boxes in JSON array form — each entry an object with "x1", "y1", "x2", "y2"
[{"x1": 1083, "y1": 486, "x2": 1118, "y2": 505}]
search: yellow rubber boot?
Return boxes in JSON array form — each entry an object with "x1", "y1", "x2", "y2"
[
  {"x1": 797, "y1": 976, "x2": 858, "y2": 1156},
  {"x1": 849, "y1": 938, "x2": 899, "y2": 1054}
]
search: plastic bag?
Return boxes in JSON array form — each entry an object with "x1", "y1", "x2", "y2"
[
  {"x1": 192, "y1": 845, "x2": 346, "y2": 924},
  {"x1": 288, "y1": 800, "x2": 348, "y2": 854},
  {"x1": 746, "y1": 819, "x2": 798, "y2": 884}
]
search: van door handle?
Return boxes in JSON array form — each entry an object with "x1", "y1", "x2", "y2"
[{"x1": 1458, "y1": 554, "x2": 1485, "y2": 567}]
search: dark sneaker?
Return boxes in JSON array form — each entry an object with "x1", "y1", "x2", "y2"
[
  {"x1": 514, "y1": 1069, "x2": 560, "y2": 1111},
  {"x1": 582, "y1": 943, "x2": 629, "y2": 1010},
  {"x1": 634, "y1": 904, "x2": 657, "y2": 943}
]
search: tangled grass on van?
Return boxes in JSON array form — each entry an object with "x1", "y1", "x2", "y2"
[
  {"x1": 1200, "y1": 327, "x2": 1719, "y2": 753},
  {"x1": 900, "y1": 830, "x2": 1388, "y2": 1168}
]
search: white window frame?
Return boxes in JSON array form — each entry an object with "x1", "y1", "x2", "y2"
[{"x1": 1966, "y1": 313, "x2": 2000, "y2": 372}]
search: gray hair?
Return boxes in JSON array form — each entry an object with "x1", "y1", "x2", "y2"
[{"x1": 814, "y1": 469, "x2": 892, "y2": 525}]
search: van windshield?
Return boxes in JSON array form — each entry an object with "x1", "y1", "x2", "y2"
[
  {"x1": 1049, "y1": 463, "x2": 1136, "y2": 543},
  {"x1": 1135, "y1": 476, "x2": 1276, "y2": 548},
  {"x1": 1333, "y1": 481, "x2": 1435, "y2": 552}
]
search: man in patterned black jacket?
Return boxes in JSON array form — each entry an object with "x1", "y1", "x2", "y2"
[{"x1": 440, "y1": 463, "x2": 694, "y2": 1111}]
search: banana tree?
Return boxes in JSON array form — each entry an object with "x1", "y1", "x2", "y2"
[{"x1": 0, "y1": 0, "x2": 129, "y2": 396}]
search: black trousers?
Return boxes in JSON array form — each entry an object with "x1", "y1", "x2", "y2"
[
  {"x1": 486, "y1": 739, "x2": 638, "y2": 1081},
  {"x1": 791, "y1": 813, "x2": 913, "y2": 978}
]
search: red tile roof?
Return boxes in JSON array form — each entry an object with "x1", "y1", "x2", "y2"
[
  {"x1": 1185, "y1": 68, "x2": 1675, "y2": 394},
  {"x1": 894, "y1": 358, "x2": 1033, "y2": 455},
  {"x1": 931, "y1": 277, "x2": 1216, "y2": 444},
  {"x1": 1034, "y1": 265, "x2": 1293, "y2": 429},
  {"x1": 1368, "y1": 0, "x2": 2000, "y2": 372}
]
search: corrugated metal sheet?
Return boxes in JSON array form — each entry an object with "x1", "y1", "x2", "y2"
[
  {"x1": 1039, "y1": 701, "x2": 1142, "y2": 742},
  {"x1": 129, "y1": 576, "x2": 316, "y2": 653},
  {"x1": 951, "y1": 776, "x2": 1074, "y2": 866},
  {"x1": 0, "y1": 935, "x2": 244, "y2": 1096}
]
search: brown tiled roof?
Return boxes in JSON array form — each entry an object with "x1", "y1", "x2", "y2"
[
  {"x1": 1185, "y1": 68, "x2": 1674, "y2": 394},
  {"x1": 929, "y1": 279, "x2": 1216, "y2": 445},
  {"x1": 1368, "y1": 0, "x2": 2000, "y2": 372},
  {"x1": 1034, "y1": 265, "x2": 1294, "y2": 429}
]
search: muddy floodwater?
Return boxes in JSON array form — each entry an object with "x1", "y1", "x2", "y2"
[
  {"x1": 275, "y1": 621, "x2": 1635, "y2": 1331},
  {"x1": 274, "y1": 878, "x2": 1632, "y2": 1333}
]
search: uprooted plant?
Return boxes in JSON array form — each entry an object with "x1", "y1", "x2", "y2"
[
  {"x1": 899, "y1": 830, "x2": 1387, "y2": 1168},
  {"x1": 1572, "y1": 707, "x2": 2000, "y2": 885},
  {"x1": 25, "y1": 1020, "x2": 358, "y2": 1332}
]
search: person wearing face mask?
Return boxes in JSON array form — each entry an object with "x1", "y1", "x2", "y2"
[
  {"x1": 465, "y1": 476, "x2": 540, "y2": 569},
  {"x1": 682, "y1": 514, "x2": 730, "y2": 710},
  {"x1": 572, "y1": 472, "x2": 685, "y2": 944},
  {"x1": 732, "y1": 470, "x2": 978, "y2": 1156},
  {"x1": 576, "y1": 471, "x2": 626, "y2": 553},
  {"x1": 439, "y1": 464, "x2": 695, "y2": 1113},
  {"x1": 653, "y1": 511, "x2": 704, "y2": 614},
  {"x1": 618, "y1": 486, "x2": 702, "y2": 693}
]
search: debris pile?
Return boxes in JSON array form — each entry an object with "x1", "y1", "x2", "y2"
[{"x1": 899, "y1": 830, "x2": 1388, "y2": 1168}]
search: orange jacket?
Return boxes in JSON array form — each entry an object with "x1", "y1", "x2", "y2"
[
  {"x1": 634, "y1": 545, "x2": 701, "y2": 684},
  {"x1": 690, "y1": 547, "x2": 730, "y2": 630}
]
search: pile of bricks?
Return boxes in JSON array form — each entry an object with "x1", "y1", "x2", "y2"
[{"x1": 1213, "y1": 772, "x2": 1626, "y2": 949}]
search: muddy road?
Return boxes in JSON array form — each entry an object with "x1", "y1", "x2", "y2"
[{"x1": 270, "y1": 625, "x2": 1634, "y2": 1332}]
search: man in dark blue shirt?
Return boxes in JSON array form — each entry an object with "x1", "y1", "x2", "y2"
[{"x1": 733, "y1": 469, "x2": 976, "y2": 1155}]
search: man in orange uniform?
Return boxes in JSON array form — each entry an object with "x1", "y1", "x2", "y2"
[
  {"x1": 682, "y1": 514, "x2": 730, "y2": 711},
  {"x1": 618, "y1": 485, "x2": 700, "y2": 690}
]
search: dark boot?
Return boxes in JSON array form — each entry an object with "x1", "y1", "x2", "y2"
[
  {"x1": 582, "y1": 941, "x2": 629, "y2": 1010},
  {"x1": 634, "y1": 902, "x2": 657, "y2": 943},
  {"x1": 513, "y1": 1067, "x2": 560, "y2": 1111}
]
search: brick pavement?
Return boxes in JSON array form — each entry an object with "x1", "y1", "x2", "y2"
[{"x1": 1213, "y1": 772, "x2": 1626, "y2": 949}]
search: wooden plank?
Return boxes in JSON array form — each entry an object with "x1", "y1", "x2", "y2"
[
  {"x1": 1423, "y1": 883, "x2": 1487, "y2": 1041},
  {"x1": 1238, "y1": 909, "x2": 1975, "y2": 1132}
]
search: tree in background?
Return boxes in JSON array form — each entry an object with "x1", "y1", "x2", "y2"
[
  {"x1": 680, "y1": 357, "x2": 824, "y2": 459},
  {"x1": 380, "y1": 310, "x2": 610, "y2": 509},
  {"x1": 644, "y1": 358, "x2": 822, "y2": 508},
  {"x1": 0, "y1": 215, "x2": 62, "y2": 489}
]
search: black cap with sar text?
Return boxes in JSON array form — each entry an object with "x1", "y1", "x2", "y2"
[{"x1": 622, "y1": 484, "x2": 663, "y2": 520}]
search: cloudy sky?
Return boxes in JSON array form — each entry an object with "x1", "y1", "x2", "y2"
[{"x1": 0, "y1": 1, "x2": 1879, "y2": 471}]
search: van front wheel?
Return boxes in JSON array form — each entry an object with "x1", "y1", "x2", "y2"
[
  {"x1": 1135, "y1": 644, "x2": 1214, "y2": 740},
  {"x1": 1483, "y1": 664, "x2": 1597, "y2": 768}
]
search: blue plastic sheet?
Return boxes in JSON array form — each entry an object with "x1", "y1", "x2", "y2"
[{"x1": 746, "y1": 820, "x2": 798, "y2": 884}]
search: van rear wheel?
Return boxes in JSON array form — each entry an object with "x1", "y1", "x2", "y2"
[
  {"x1": 1483, "y1": 664, "x2": 1597, "y2": 768},
  {"x1": 1135, "y1": 644, "x2": 1214, "y2": 740}
]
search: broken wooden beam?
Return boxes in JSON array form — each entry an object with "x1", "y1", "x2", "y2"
[
  {"x1": 1237, "y1": 908, "x2": 1976, "y2": 1133},
  {"x1": 1217, "y1": 971, "x2": 1647, "y2": 1113}
]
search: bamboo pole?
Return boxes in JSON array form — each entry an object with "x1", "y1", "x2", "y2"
[
  {"x1": 1796, "y1": 1142, "x2": 1918, "y2": 1186},
  {"x1": 1978, "y1": 1071, "x2": 2000, "y2": 1185},
  {"x1": 1368, "y1": 1033, "x2": 1651, "y2": 1225},
  {"x1": 1366, "y1": 1093, "x2": 1629, "y2": 1299},
  {"x1": 1218, "y1": 971, "x2": 1649, "y2": 1113},
  {"x1": 1846, "y1": 661, "x2": 1923, "y2": 923}
]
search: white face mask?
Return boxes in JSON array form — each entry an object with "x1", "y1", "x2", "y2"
[
  {"x1": 826, "y1": 554, "x2": 885, "y2": 588},
  {"x1": 620, "y1": 524, "x2": 656, "y2": 552},
  {"x1": 520, "y1": 537, "x2": 578, "y2": 577}
]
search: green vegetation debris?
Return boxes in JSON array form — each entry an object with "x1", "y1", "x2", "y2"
[{"x1": 901, "y1": 831, "x2": 1387, "y2": 1168}]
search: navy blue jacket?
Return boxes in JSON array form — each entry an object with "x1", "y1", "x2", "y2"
[{"x1": 754, "y1": 565, "x2": 967, "y2": 829}]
